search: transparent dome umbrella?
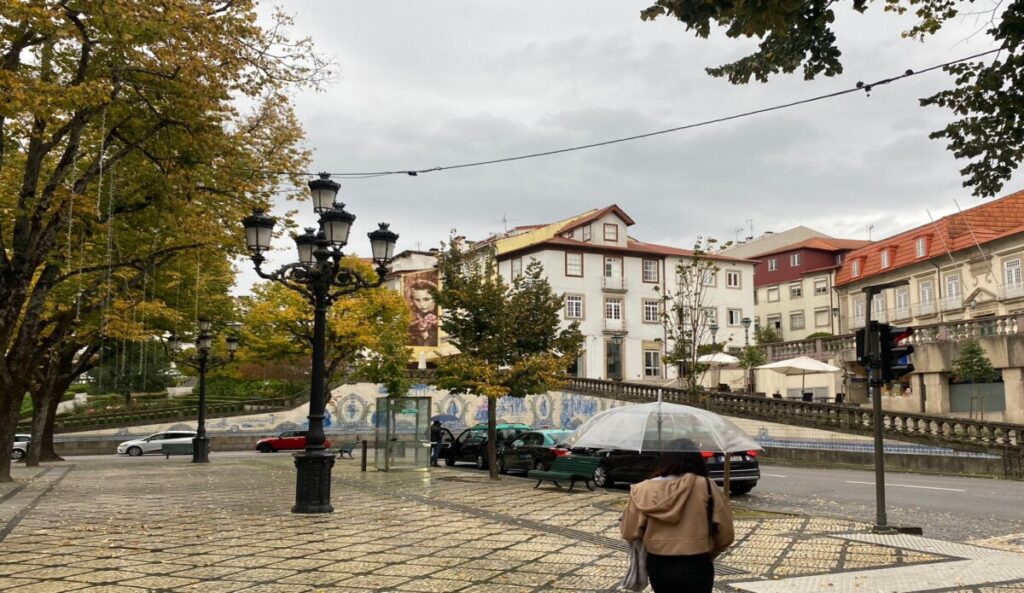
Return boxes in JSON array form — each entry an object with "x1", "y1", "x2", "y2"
[{"x1": 564, "y1": 400, "x2": 761, "y2": 454}]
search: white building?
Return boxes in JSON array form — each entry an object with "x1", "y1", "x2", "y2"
[{"x1": 473, "y1": 205, "x2": 756, "y2": 382}]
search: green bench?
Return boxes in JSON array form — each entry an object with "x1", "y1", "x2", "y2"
[
  {"x1": 528, "y1": 455, "x2": 602, "y2": 492},
  {"x1": 337, "y1": 442, "x2": 359, "y2": 459},
  {"x1": 161, "y1": 443, "x2": 194, "y2": 459}
]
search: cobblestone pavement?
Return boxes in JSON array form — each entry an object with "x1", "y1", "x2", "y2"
[{"x1": 0, "y1": 455, "x2": 1022, "y2": 592}]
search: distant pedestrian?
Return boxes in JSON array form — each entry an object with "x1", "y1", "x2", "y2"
[
  {"x1": 619, "y1": 442, "x2": 735, "y2": 593},
  {"x1": 429, "y1": 420, "x2": 443, "y2": 467}
]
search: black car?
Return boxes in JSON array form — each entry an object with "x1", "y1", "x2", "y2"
[
  {"x1": 571, "y1": 448, "x2": 761, "y2": 494},
  {"x1": 445, "y1": 423, "x2": 531, "y2": 469},
  {"x1": 496, "y1": 429, "x2": 575, "y2": 474}
]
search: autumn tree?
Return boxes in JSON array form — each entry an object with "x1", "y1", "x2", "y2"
[
  {"x1": 0, "y1": 2, "x2": 325, "y2": 480},
  {"x1": 640, "y1": 0, "x2": 1022, "y2": 197},
  {"x1": 659, "y1": 237, "x2": 731, "y2": 396},
  {"x1": 240, "y1": 258, "x2": 413, "y2": 399},
  {"x1": 433, "y1": 245, "x2": 582, "y2": 480}
]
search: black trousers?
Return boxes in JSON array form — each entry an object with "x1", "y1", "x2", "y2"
[{"x1": 646, "y1": 552, "x2": 715, "y2": 593}]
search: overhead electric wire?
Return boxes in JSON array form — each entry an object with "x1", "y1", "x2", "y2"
[{"x1": 255, "y1": 47, "x2": 1002, "y2": 180}]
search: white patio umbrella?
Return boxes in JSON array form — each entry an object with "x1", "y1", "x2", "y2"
[
  {"x1": 756, "y1": 356, "x2": 841, "y2": 396},
  {"x1": 697, "y1": 352, "x2": 739, "y2": 390},
  {"x1": 564, "y1": 400, "x2": 761, "y2": 454}
]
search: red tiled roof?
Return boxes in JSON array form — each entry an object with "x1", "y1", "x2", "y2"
[
  {"x1": 835, "y1": 188, "x2": 1024, "y2": 286},
  {"x1": 558, "y1": 205, "x2": 635, "y2": 233},
  {"x1": 754, "y1": 237, "x2": 871, "y2": 258}
]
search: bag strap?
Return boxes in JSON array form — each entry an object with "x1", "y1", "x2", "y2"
[{"x1": 705, "y1": 477, "x2": 718, "y2": 536}]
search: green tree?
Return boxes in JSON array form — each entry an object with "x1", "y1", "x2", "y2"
[
  {"x1": 433, "y1": 245, "x2": 582, "y2": 480},
  {"x1": 738, "y1": 346, "x2": 767, "y2": 393},
  {"x1": 659, "y1": 237, "x2": 731, "y2": 396},
  {"x1": 755, "y1": 326, "x2": 783, "y2": 344},
  {"x1": 951, "y1": 340, "x2": 999, "y2": 383},
  {"x1": 640, "y1": 0, "x2": 1023, "y2": 197}
]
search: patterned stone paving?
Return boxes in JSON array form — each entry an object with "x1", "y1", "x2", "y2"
[{"x1": 0, "y1": 455, "x2": 1020, "y2": 592}]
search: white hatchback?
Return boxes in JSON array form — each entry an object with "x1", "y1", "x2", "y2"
[
  {"x1": 10, "y1": 433, "x2": 30, "y2": 461},
  {"x1": 117, "y1": 431, "x2": 196, "y2": 457}
]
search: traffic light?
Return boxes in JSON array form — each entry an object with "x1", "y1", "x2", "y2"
[
  {"x1": 880, "y1": 324, "x2": 914, "y2": 381},
  {"x1": 856, "y1": 321, "x2": 881, "y2": 366}
]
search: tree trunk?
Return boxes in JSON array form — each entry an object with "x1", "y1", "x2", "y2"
[
  {"x1": 26, "y1": 365, "x2": 73, "y2": 466},
  {"x1": 40, "y1": 390, "x2": 63, "y2": 462},
  {"x1": 487, "y1": 395, "x2": 498, "y2": 480},
  {"x1": 0, "y1": 381, "x2": 26, "y2": 482}
]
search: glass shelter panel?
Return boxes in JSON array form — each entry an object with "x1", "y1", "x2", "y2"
[{"x1": 374, "y1": 397, "x2": 432, "y2": 471}]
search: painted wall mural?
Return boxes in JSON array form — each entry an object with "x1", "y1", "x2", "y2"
[{"x1": 403, "y1": 269, "x2": 439, "y2": 347}]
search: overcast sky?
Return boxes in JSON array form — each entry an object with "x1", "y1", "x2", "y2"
[{"x1": 236, "y1": 0, "x2": 1014, "y2": 293}]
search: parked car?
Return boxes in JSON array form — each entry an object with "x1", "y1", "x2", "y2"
[
  {"x1": 570, "y1": 447, "x2": 761, "y2": 494},
  {"x1": 10, "y1": 433, "x2": 31, "y2": 461},
  {"x1": 496, "y1": 429, "x2": 574, "y2": 474},
  {"x1": 255, "y1": 430, "x2": 331, "y2": 453},
  {"x1": 117, "y1": 431, "x2": 197, "y2": 457},
  {"x1": 445, "y1": 423, "x2": 531, "y2": 469}
]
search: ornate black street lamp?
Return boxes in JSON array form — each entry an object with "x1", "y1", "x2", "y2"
[
  {"x1": 242, "y1": 173, "x2": 398, "y2": 514},
  {"x1": 167, "y1": 320, "x2": 238, "y2": 463},
  {"x1": 741, "y1": 317, "x2": 752, "y2": 393},
  {"x1": 709, "y1": 322, "x2": 719, "y2": 347}
]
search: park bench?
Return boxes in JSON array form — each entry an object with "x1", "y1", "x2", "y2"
[
  {"x1": 161, "y1": 442, "x2": 193, "y2": 459},
  {"x1": 528, "y1": 455, "x2": 602, "y2": 492},
  {"x1": 337, "y1": 442, "x2": 359, "y2": 459}
]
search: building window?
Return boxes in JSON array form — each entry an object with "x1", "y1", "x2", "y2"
[
  {"x1": 643, "y1": 299, "x2": 660, "y2": 323},
  {"x1": 604, "y1": 256, "x2": 622, "y2": 278},
  {"x1": 767, "y1": 314, "x2": 783, "y2": 335},
  {"x1": 562, "y1": 230, "x2": 575, "y2": 239},
  {"x1": 582, "y1": 224, "x2": 591, "y2": 242},
  {"x1": 854, "y1": 298, "x2": 865, "y2": 321},
  {"x1": 567, "y1": 350, "x2": 585, "y2": 377},
  {"x1": 895, "y1": 286, "x2": 910, "y2": 318},
  {"x1": 852, "y1": 259, "x2": 861, "y2": 277},
  {"x1": 790, "y1": 253, "x2": 801, "y2": 267},
  {"x1": 703, "y1": 269, "x2": 716, "y2": 286},
  {"x1": 565, "y1": 252, "x2": 583, "y2": 277},
  {"x1": 920, "y1": 280, "x2": 935, "y2": 306},
  {"x1": 945, "y1": 274, "x2": 961, "y2": 300},
  {"x1": 789, "y1": 281, "x2": 803, "y2": 299},
  {"x1": 768, "y1": 258, "x2": 778, "y2": 271},
  {"x1": 644, "y1": 350, "x2": 661, "y2": 378},
  {"x1": 836, "y1": 254, "x2": 843, "y2": 264},
  {"x1": 565, "y1": 295, "x2": 583, "y2": 319},
  {"x1": 603, "y1": 223, "x2": 618, "y2": 242},
  {"x1": 872, "y1": 293, "x2": 885, "y2": 316},
  {"x1": 605, "y1": 298, "x2": 622, "y2": 320},
  {"x1": 703, "y1": 307, "x2": 717, "y2": 325},
  {"x1": 766, "y1": 286, "x2": 780, "y2": 302},
  {"x1": 814, "y1": 308, "x2": 830, "y2": 327},
  {"x1": 727, "y1": 308, "x2": 742, "y2": 326},
  {"x1": 1005, "y1": 258, "x2": 1022, "y2": 288},
  {"x1": 642, "y1": 259, "x2": 659, "y2": 283},
  {"x1": 916, "y1": 238, "x2": 927, "y2": 258},
  {"x1": 510, "y1": 258, "x2": 522, "y2": 278},
  {"x1": 814, "y1": 277, "x2": 828, "y2": 295},
  {"x1": 880, "y1": 250, "x2": 890, "y2": 269},
  {"x1": 790, "y1": 311, "x2": 805, "y2": 330},
  {"x1": 726, "y1": 270, "x2": 741, "y2": 288}
]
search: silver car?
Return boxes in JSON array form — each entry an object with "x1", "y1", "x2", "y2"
[
  {"x1": 10, "y1": 433, "x2": 30, "y2": 461},
  {"x1": 117, "y1": 431, "x2": 196, "y2": 457}
]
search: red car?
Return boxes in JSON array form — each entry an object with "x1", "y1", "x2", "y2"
[{"x1": 255, "y1": 430, "x2": 332, "y2": 453}]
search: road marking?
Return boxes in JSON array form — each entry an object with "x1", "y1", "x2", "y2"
[
  {"x1": 760, "y1": 473, "x2": 788, "y2": 478},
  {"x1": 733, "y1": 533, "x2": 1024, "y2": 592},
  {"x1": 844, "y1": 480, "x2": 965, "y2": 492}
]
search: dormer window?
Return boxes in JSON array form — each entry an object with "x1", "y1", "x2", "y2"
[
  {"x1": 880, "y1": 249, "x2": 890, "y2": 269},
  {"x1": 768, "y1": 258, "x2": 778, "y2": 271},
  {"x1": 852, "y1": 259, "x2": 861, "y2": 277},
  {"x1": 790, "y1": 253, "x2": 801, "y2": 267},
  {"x1": 603, "y1": 223, "x2": 618, "y2": 242},
  {"x1": 915, "y1": 237, "x2": 927, "y2": 258},
  {"x1": 582, "y1": 224, "x2": 591, "y2": 242}
]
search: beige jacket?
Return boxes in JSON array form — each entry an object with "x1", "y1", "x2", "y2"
[{"x1": 619, "y1": 473, "x2": 735, "y2": 557}]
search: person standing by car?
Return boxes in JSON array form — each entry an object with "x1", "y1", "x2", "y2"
[
  {"x1": 619, "y1": 444, "x2": 735, "y2": 593},
  {"x1": 429, "y1": 420, "x2": 444, "y2": 467}
]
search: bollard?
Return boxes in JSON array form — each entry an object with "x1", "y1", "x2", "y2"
[{"x1": 361, "y1": 439, "x2": 367, "y2": 472}]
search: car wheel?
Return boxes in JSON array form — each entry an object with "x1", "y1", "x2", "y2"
[
  {"x1": 444, "y1": 455, "x2": 455, "y2": 467},
  {"x1": 127, "y1": 446, "x2": 143, "y2": 457},
  {"x1": 257, "y1": 443, "x2": 273, "y2": 453},
  {"x1": 533, "y1": 459, "x2": 549, "y2": 472},
  {"x1": 475, "y1": 453, "x2": 488, "y2": 470},
  {"x1": 729, "y1": 481, "x2": 755, "y2": 495},
  {"x1": 593, "y1": 464, "x2": 614, "y2": 488},
  {"x1": 10, "y1": 449, "x2": 25, "y2": 461}
]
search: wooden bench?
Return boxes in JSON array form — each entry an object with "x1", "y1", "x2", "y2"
[
  {"x1": 528, "y1": 456, "x2": 602, "y2": 492},
  {"x1": 337, "y1": 442, "x2": 359, "y2": 459},
  {"x1": 161, "y1": 443, "x2": 193, "y2": 459}
]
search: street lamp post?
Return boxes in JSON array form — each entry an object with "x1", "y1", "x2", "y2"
[
  {"x1": 167, "y1": 321, "x2": 238, "y2": 463},
  {"x1": 610, "y1": 335, "x2": 624, "y2": 381},
  {"x1": 709, "y1": 323, "x2": 719, "y2": 348},
  {"x1": 741, "y1": 317, "x2": 752, "y2": 393},
  {"x1": 242, "y1": 173, "x2": 398, "y2": 514}
]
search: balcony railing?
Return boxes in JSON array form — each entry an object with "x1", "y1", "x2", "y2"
[
  {"x1": 603, "y1": 318, "x2": 626, "y2": 333},
  {"x1": 999, "y1": 283, "x2": 1024, "y2": 300},
  {"x1": 602, "y1": 276, "x2": 627, "y2": 291}
]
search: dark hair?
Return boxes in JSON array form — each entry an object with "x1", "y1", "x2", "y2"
[{"x1": 648, "y1": 439, "x2": 710, "y2": 479}]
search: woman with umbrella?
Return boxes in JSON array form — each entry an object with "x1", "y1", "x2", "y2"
[{"x1": 619, "y1": 439, "x2": 735, "y2": 593}]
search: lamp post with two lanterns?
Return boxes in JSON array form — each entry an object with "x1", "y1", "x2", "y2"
[
  {"x1": 241, "y1": 173, "x2": 398, "y2": 514},
  {"x1": 167, "y1": 321, "x2": 239, "y2": 463}
]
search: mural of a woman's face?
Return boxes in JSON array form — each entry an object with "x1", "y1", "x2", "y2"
[{"x1": 410, "y1": 288, "x2": 435, "y2": 315}]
